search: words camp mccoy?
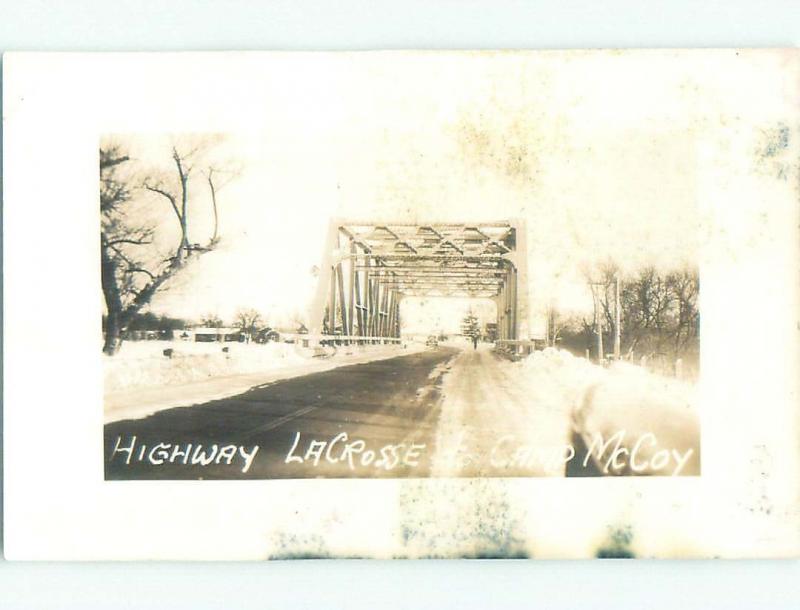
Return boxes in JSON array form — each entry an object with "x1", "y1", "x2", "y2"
[{"x1": 478, "y1": 430, "x2": 695, "y2": 475}]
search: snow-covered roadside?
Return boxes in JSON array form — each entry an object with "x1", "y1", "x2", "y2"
[
  {"x1": 508, "y1": 348, "x2": 700, "y2": 476},
  {"x1": 104, "y1": 341, "x2": 308, "y2": 393},
  {"x1": 104, "y1": 341, "x2": 425, "y2": 423}
]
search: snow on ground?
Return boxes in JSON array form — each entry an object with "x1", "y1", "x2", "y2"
[
  {"x1": 430, "y1": 346, "x2": 699, "y2": 478},
  {"x1": 510, "y1": 348, "x2": 700, "y2": 476},
  {"x1": 431, "y1": 344, "x2": 575, "y2": 477},
  {"x1": 104, "y1": 340, "x2": 308, "y2": 393},
  {"x1": 104, "y1": 339, "x2": 426, "y2": 422}
]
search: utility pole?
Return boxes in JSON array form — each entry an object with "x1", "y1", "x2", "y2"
[
  {"x1": 613, "y1": 275, "x2": 621, "y2": 360},
  {"x1": 591, "y1": 282, "x2": 604, "y2": 363}
]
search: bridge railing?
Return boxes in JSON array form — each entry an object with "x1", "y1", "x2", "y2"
[
  {"x1": 495, "y1": 338, "x2": 546, "y2": 358},
  {"x1": 282, "y1": 333, "x2": 403, "y2": 348}
]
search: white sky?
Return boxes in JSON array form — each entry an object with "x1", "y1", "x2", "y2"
[
  {"x1": 113, "y1": 52, "x2": 704, "y2": 329},
  {"x1": 400, "y1": 298, "x2": 497, "y2": 336}
]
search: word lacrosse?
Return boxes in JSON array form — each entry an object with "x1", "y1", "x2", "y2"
[{"x1": 285, "y1": 432, "x2": 427, "y2": 471}]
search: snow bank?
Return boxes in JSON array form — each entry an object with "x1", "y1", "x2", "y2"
[
  {"x1": 104, "y1": 341, "x2": 308, "y2": 393},
  {"x1": 514, "y1": 347, "x2": 607, "y2": 412},
  {"x1": 509, "y1": 348, "x2": 700, "y2": 475}
]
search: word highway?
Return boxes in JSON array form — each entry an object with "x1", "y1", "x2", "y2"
[{"x1": 110, "y1": 436, "x2": 259, "y2": 474}]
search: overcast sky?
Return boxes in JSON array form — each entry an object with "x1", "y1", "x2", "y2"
[{"x1": 112, "y1": 52, "x2": 705, "y2": 332}]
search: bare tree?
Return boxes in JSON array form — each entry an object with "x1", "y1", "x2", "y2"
[
  {"x1": 546, "y1": 306, "x2": 582, "y2": 347},
  {"x1": 584, "y1": 261, "x2": 619, "y2": 361},
  {"x1": 100, "y1": 137, "x2": 235, "y2": 355},
  {"x1": 200, "y1": 313, "x2": 224, "y2": 329},
  {"x1": 562, "y1": 263, "x2": 698, "y2": 370},
  {"x1": 618, "y1": 265, "x2": 698, "y2": 361},
  {"x1": 234, "y1": 308, "x2": 263, "y2": 342},
  {"x1": 620, "y1": 266, "x2": 673, "y2": 357},
  {"x1": 203, "y1": 164, "x2": 240, "y2": 244},
  {"x1": 582, "y1": 261, "x2": 698, "y2": 361},
  {"x1": 546, "y1": 305, "x2": 568, "y2": 346},
  {"x1": 666, "y1": 268, "x2": 700, "y2": 353}
]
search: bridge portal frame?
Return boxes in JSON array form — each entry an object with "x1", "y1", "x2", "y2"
[{"x1": 308, "y1": 220, "x2": 528, "y2": 346}]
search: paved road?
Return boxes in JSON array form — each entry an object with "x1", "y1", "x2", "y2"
[{"x1": 105, "y1": 347, "x2": 459, "y2": 479}]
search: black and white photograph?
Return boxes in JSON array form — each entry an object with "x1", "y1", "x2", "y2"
[
  {"x1": 4, "y1": 49, "x2": 799, "y2": 561},
  {"x1": 99, "y1": 65, "x2": 702, "y2": 481}
]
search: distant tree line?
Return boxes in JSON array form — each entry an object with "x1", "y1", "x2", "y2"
[
  {"x1": 102, "y1": 312, "x2": 188, "y2": 340},
  {"x1": 123, "y1": 312, "x2": 187, "y2": 332},
  {"x1": 551, "y1": 264, "x2": 699, "y2": 374},
  {"x1": 104, "y1": 308, "x2": 285, "y2": 344}
]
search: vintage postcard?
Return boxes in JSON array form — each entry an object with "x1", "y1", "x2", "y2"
[{"x1": 3, "y1": 50, "x2": 799, "y2": 559}]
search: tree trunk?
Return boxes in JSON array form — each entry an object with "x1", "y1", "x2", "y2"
[
  {"x1": 613, "y1": 276, "x2": 621, "y2": 359},
  {"x1": 103, "y1": 310, "x2": 123, "y2": 355},
  {"x1": 208, "y1": 170, "x2": 219, "y2": 243},
  {"x1": 101, "y1": 244, "x2": 125, "y2": 355}
]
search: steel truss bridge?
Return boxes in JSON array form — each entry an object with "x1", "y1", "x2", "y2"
[{"x1": 308, "y1": 220, "x2": 529, "y2": 346}]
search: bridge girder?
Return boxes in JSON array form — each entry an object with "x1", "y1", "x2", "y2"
[{"x1": 309, "y1": 220, "x2": 528, "y2": 343}]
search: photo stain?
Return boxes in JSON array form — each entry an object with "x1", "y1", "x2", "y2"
[
  {"x1": 398, "y1": 479, "x2": 530, "y2": 559},
  {"x1": 754, "y1": 122, "x2": 793, "y2": 182},
  {"x1": 595, "y1": 525, "x2": 636, "y2": 559}
]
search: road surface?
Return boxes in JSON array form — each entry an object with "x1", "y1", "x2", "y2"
[
  {"x1": 431, "y1": 346, "x2": 574, "y2": 478},
  {"x1": 105, "y1": 344, "x2": 582, "y2": 480},
  {"x1": 106, "y1": 347, "x2": 458, "y2": 479}
]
